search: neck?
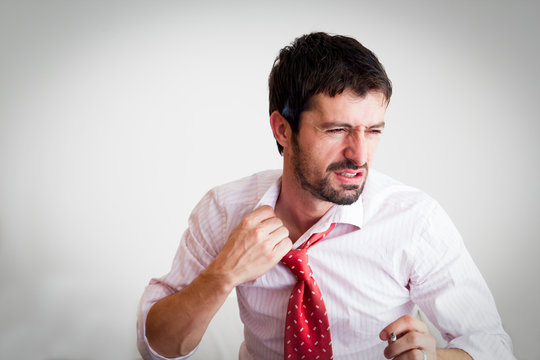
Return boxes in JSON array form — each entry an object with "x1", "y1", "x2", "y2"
[{"x1": 275, "y1": 167, "x2": 333, "y2": 243}]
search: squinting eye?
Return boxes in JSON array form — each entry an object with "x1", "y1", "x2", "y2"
[
  {"x1": 327, "y1": 128, "x2": 347, "y2": 134},
  {"x1": 368, "y1": 129, "x2": 383, "y2": 135}
]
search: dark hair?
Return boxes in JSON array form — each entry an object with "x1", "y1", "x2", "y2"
[{"x1": 268, "y1": 32, "x2": 392, "y2": 154}]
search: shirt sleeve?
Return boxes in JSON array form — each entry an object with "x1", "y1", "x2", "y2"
[
  {"x1": 408, "y1": 201, "x2": 515, "y2": 359},
  {"x1": 136, "y1": 189, "x2": 227, "y2": 360}
]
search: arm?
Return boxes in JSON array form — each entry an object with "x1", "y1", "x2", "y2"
[
  {"x1": 145, "y1": 269, "x2": 234, "y2": 358},
  {"x1": 392, "y1": 201, "x2": 515, "y2": 359},
  {"x1": 145, "y1": 205, "x2": 292, "y2": 358},
  {"x1": 435, "y1": 349, "x2": 472, "y2": 360}
]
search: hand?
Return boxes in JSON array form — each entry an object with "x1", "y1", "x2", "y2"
[
  {"x1": 380, "y1": 315, "x2": 436, "y2": 359},
  {"x1": 205, "y1": 205, "x2": 293, "y2": 288}
]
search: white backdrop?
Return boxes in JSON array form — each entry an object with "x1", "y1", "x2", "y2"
[{"x1": 1, "y1": 1, "x2": 539, "y2": 359}]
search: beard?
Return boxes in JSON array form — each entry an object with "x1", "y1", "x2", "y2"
[{"x1": 290, "y1": 136, "x2": 367, "y2": 205}]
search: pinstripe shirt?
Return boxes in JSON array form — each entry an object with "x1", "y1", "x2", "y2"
[{"x1": 137, "y1": 169, "x2": 514, "y2": 359}]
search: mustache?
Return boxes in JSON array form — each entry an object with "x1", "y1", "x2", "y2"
[{"x1": 326, "y1": 160, "x2": 367, "y2": 172}]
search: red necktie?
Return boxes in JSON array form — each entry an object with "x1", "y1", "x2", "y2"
[{"x1": 282, "y1": 223, "x2": 336, "y2": 360}]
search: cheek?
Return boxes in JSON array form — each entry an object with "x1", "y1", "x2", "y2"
[
  {"x1": 366, "y1": 140, "x2": 380, "y2": 161},
  {"x1": 307, "y1": 138, "x2": 338, "y2": 155},
  {"x1": 319, "y1": 144, "x2": 345, "y2": 164},
  {"x1": 299, "y1": 135, "x2": 347, "y2": 165}
]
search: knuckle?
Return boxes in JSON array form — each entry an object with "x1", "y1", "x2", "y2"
[
  {"x1": 240, "y1": 216, "x2": 253, "y2": 228},
  {"x1": 253, "y1": 226, "x2": 266, "y2": 239},
  {"x1": 403, "y1": 314, "x2": 415, "y2": 326},
  {"x1": 260, "y1": 249, "x2": 274, "y2": 263},
  {"x1": 408, "y1": 331, "x2": 420, "y2": 345},
  {"x1": 259, "y1": 205, "x2": 275, "y2": 216},
  {"x1": 261, "y1": 239, "x2": 273, "y2": 252},
  {"x1": 264, "y1": 205, "x2": 276, "y2": 213}
]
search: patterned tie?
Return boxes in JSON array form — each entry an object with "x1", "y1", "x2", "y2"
[{"x1": 282, "y1": 223, "x2": 336, "y2": 360}]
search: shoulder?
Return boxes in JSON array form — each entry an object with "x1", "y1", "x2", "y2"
[
  {"x1": 362, "y1": 169, "x2": 439, "y2": 223},
  {"x1": 192, "y1": 169, "x2": 281, "y2": 223},
  {"x1": 210, "y1": 169, "x2": 281, "y2": 205},
  {"x1": 364, "y1": 169, "x2": 462, "y2": 254},
  {"x1": 187, "y1": 169, "x2": 282, "y2": 252}
]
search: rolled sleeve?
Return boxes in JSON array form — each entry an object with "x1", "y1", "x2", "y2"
[
  {"x1": 136, "y1": 189, "x2": 227, "y2": 359},
  {"x1": 409, "y1": 201, "x2": 515, "y2": 359},
  {"x1": 136, "y1": 230, "x2": 205, "y2": 360}
]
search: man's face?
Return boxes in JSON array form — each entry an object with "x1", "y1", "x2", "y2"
[{"x1": 288, "y1": 90, "x2": 387, "y2": 205}]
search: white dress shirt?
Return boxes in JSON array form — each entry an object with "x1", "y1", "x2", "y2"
[{"x1": 137, "y1": 169, "x2": 515, "y2": 359}]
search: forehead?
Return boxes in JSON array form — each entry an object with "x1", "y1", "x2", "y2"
[{"x1": 301, "y1": 90, "x2": 387, "y2": 127}]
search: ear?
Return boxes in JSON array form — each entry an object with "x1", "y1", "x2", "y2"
[{"x1": 270, "y1": 110, "x2": 293, "y2": 149}]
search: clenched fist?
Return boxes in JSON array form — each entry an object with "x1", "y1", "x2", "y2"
[{"x1": 204, "y1": 205, "x2": 293, "y2": 288}]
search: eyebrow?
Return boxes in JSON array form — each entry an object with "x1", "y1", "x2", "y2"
[{"x1": 368, "y1": 121, "x2": 386, "y2": 129}]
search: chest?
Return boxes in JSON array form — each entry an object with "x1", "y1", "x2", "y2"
[{"x1": 240, "y1": 220, "x2": 418, "y2": 322}]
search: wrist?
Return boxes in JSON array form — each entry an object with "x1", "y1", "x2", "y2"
[
  {"x1": 436, "y1": 348, "x2": 473, "y2": 360},
  {"x1": 199, "y1": 266, "x2": 237, "y2": 295}
]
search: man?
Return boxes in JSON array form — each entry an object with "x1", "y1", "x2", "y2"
[{"x1": 137, "y1": 32, "x2": 514, "y2": 359}]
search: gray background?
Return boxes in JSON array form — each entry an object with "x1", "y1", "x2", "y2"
[{"x1": 1, "y1": 0, "x2": 538, "y2": 359}]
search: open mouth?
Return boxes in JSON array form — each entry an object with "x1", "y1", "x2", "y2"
[
  {"x1": 335, "y1": 169, "x2": 364, "y2": 177},
  {"x1": 337, "y1": 172, "x2": 361, "y2": 178}
]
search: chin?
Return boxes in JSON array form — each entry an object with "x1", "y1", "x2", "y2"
[{"x1": 319, "y1": 185, "x2": 363, "y2": 205}]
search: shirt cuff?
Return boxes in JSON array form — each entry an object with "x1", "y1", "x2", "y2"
[
  {"x1": 144, "y1": 334, "x2": 198, "y2": 360},
  {"x1": 446, "y1": 333, "x2": 516, "y2": 360}
]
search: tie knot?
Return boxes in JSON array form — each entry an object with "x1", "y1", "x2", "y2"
[{"x1": 281, "y1": 249, "x2": 312, "y2": 281}]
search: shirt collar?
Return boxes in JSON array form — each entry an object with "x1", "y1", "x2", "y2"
[
  {"x1": 254, "y1": 175, "x2": 282, "y2": 210},
  {"x1": 254, "y1": 175, "x2": 364, "y2": 231}
]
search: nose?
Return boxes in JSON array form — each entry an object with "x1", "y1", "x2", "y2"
[{"x1": 343, "y1": 130, "x2": 368, "y2": 166}]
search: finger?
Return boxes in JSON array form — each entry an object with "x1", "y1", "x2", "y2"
[
  {"x1": 380, "y1": 314, "x2": 428, "y2": 341},
  {"x1": 393, "y1": 348, "x2": 427, "y2": 360},
  {"x1": 249, "y1": 217, "x2": 287, "y2": 247},
  {"x1": 267, "y1": 225, "x2": 290, "y2": 246},
  {"x1": 248, "y1": 205, "x2": 277, "y2": 223},
  {"x1": 260, "y1": 216, "x2": 285, "y2": 233},
  {"x1": 272, "y1": 236, "x2": 293, "y2": 260},
  {"x1": 239, "y1": 206, "x2": 277, "y2": 233},
  {"x1": 384, "y1": 331, "x2": 434, "y2": 359}
]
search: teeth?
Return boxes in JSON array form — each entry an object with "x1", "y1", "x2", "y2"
[{"x1": 339, "y1": 172, "x2": 357, "y2": 178}]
